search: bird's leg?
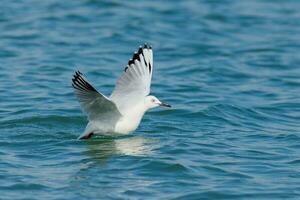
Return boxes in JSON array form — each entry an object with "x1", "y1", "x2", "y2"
[{"x1": 79, "y1": 132, "x2": 94, "y2": 140}]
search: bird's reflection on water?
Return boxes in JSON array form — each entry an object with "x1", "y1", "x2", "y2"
[
  {"x1": 70, "y1": 136, "x2": 158, "y2": 189},
  {"x1": 83, "y1": 135, "x2": 157, "y2": 164}
]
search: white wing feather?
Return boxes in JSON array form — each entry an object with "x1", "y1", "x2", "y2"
[
  {"x1": 110, "y1": 44, "x2": 153, "y2": 113},
  {"x1": 72, "y1": 71, "x2": 122, "y2": 121}
]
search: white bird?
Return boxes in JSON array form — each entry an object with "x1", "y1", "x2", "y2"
[{"x1": 72, "y1": 44, "x2": 171, "y2": 139}]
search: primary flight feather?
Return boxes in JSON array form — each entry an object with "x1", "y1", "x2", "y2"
[{"x1": 72, "y1": 44, "x2": 171, "y2": 139}]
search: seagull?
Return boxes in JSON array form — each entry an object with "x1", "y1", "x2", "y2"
[{"x1": 72, "y1": 44, "x2": 171, "y2": 139}]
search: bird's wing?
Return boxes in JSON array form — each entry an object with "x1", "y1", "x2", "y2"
[
  {"x1": 72, "y1": 71, "x2": 122, "y2": 121},
  {"x1": 110, "y1": 44, "x2": 153, "y2": 113}
]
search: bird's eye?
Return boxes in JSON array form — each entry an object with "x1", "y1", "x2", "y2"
[{"x1": 151, "y1": 99, "x2": 155, "y2": 103}]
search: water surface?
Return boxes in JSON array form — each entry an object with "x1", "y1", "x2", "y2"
[{"x1": 1, "y1": 0, "x2": 300, "y2": 199}]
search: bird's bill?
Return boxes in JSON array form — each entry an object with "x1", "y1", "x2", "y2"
[{"x1": 159, "y1": 102, "x2": 171, "y2": 108}]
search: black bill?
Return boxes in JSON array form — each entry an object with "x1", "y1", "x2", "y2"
[{"x1": 160, "y1": 102, "x2": 171, "y2": 108}]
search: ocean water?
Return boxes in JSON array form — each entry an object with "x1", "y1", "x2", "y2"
[{"x1": 1, "y1": 0, "x2": 300, "y2": 199}]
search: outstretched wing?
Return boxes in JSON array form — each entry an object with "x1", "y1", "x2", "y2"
[
  {"x1": 110, "y1": 44, "x2": 153, "y2": 113},
  {"x1": 72, "y1": 71, "x2": 122, "y2": 121}
]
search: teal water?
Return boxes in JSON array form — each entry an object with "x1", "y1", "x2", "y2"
[{"x1": 1, "y1": 0, "x2": 300, "y2": 199}]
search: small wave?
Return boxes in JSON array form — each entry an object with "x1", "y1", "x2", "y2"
[
  {"x1": 1, "y1": 115, "x2": 85, "y2": 127},
  {"x1": 139, "y1": 160, "x2": 189, "y2": 173}
]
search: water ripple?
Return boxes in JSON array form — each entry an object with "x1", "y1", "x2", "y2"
[{"x1": 1, "y1": 0, "x2": 300, "y2": 199}]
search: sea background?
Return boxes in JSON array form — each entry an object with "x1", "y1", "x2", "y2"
[{"x1": 1, "y1": 0, "x2": 300, "y2": 199}]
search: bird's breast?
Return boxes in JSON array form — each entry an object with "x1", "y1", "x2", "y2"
[{"x1": 114, "y1": 106, "x2": 146, "y2": 134}]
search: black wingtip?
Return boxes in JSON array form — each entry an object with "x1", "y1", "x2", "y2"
[
  {"x1": 133, "y1": 52, "x2": 140, "y2": 61},
  {"x1": 124, "y1": 66, "x2": 129, "y2": 72},
  {"x1": 128, "y1": 59, "x2": 134, "y2": 66},
  {"x1": 143, "y1": 43, "x2": 151, "y2": 49},
  {"x1": 75, "y1": 71, "x2": 82, "y2": 76},
  {"x1": 132, "y1": 43, "x2": 152, "y2": 62},
  {"x1": 72, "y1": 71, "x2": 97, "y2": 92},
  {"x1": 124, "y1": 44, "x2": 152, "y2": 72},
  {"x1": 138, "y1": 47, "x2": 143, "y2": 54}
]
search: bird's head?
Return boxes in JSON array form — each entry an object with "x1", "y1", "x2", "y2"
[{"x1": 145, "y1": 95, "x2": 171, "y2": 110}]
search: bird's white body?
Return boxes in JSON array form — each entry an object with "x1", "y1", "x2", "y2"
[
  {"x1": 85, "y1": 102, "x2": 146, "y2": 136},
  {"x1": 72, "y1": 44, "x2": 170, "y2": 139},
  {"x1": 114, "y1": 103, "x2": 146, "y2": 134}
]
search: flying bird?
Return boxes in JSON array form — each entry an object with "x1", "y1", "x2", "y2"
[{"x1": 72, "y1": 44, "x2": 171, "y2": 139}]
